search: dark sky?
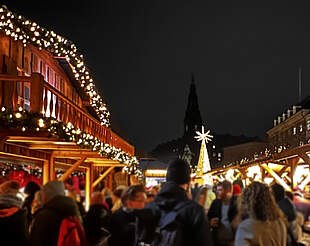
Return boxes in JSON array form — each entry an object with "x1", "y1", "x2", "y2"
[{"x1": 4, "y1": 1, "x2": 310, "y2": 152}]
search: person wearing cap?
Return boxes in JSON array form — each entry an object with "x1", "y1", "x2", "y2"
[
  {"x1": 146, "y1": 158, "x2": 213, "y2": 246},
  {"x1": 0, "y1": 180, "x2": 28, "y2": 245},
  {"x1": 30, "y1": 180, "x2": 82, "y2": 246}
]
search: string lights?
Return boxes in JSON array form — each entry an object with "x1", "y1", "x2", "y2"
[
  {"x1": 0, "y1": 107, "x2": 140, "y2": 175},
  {"x1": 0, "y1": 5, "x2": 110, "y2": 127},
  {"x1": 0, "y1": 6, "x2": 143, "y2": 178}
]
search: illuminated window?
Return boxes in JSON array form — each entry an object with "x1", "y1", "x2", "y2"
[
  {"x1": 300, "y1": 124, "x2": 303, "y2": 132},
  {"x1": 293, "y1": 127, "x2": 297, "y2": 135}
]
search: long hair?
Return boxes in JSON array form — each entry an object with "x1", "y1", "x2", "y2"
[{"x1": 241, "y1": 181, "x2": 283, "y2": 221}]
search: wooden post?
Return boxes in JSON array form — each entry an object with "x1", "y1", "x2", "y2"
[
  {"x1": 30, "y1": 73, "x2": 44, "y2": 113},
  {"x1": 49, "y1": 151, "x2": 55, "y2": 181},
  {"x1": 43, "y1": 160, "x2": 49, "y2": 184},
  {"x1": 289, "y1": 158, "x2": 298, "y2": 191},
  {"x1": 85, "y1": 164, "x2": 94, "y2": 211}
]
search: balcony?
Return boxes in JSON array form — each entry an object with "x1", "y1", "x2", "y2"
[{"x1": 0, "y1": 73, "x2": 134, "y2": 156}]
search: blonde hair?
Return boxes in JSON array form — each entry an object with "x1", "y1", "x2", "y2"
[{"x1": 241, "y1": 182, "x2": 283, "y2": 221}]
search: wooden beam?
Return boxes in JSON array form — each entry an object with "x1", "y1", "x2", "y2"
[
  {"x1": 92, "y1": 167, "x2": 114, "y2": 188},
  {"x1": 262, "y1": 164, "x2": 291, "y2": 192},
  {"x1": 58, "y1": 156, "x2": 86, "y2": 181},
  {"x1": 0, "y1": 74, "x2": 31, "y2": 82},
  {"x1": 92, "y1": 163, "x2": 125, "y2": 167},
  {"x1": 0, "y1": 151, "x2": 45, "y2": 161},
  {"x1": 28, "y1": 144, "x2": 81, "y2": 151}
]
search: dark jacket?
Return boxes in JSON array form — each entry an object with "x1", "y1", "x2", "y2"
[
  {"x1": 109, "y1": 207, "x2": 136, "y2": 246},
  {"x1": 208, "y1": 198, "x2": 222, "y2": 220},
  {"x1": 278, "y1": 198, "x2": 296, "y2": 222},
  {"x1": 84, "y1": 204, "x2": 111, "y2": 246},
  {"x1": 146, "y1": 181, "x2": 213, "y2": 246},
  {"x1": 0, "y1": 194, "x2": 28, "y2": 246},
  {"x1": 30, "y1": 195, "x2": 81, "y2": 246}
]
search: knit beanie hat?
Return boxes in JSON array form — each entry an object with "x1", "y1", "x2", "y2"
[
  {"x1": 0, "y1": 180, "x2": 20, "y2": 195},
  {"x1": 232, "y1": 184, "x2": 241, "y2": 195},
  {"x1": 42, "y1": 180, "x2": 65, "y2": 199},
  {"x1": 166, "y1": 159, "x2": 191, "y2": 185}
]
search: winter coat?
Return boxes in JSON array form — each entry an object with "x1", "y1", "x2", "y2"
[
  {"x1": 84, "y1": 204, "x2": 111, "y2": 246},
  {"x1": 208, "y1": 198, "x2": 234, "y2": 246},
  {"x1": 30, "y1": 195, "x2": 81, "y2": 246},
  {"x1": 0, "y1": 194, "x2": 28, "y2": 246},
  {"x1": 235, "y1": 217, "x2": 287, "y2": 246},
  {"x1": 147, "y1": 181, "x2": 213, "y2": 246},
  {"x1": 108, "y1": 207, "x2": 136, "y2": 246}
]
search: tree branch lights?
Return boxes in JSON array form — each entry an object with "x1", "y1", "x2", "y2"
[
  {"x1": 0, "y1": 108, "x2": 139, "y2": 171},
  {"x1": 0, "y1": 5, "x2": 110, "y2": 127}
]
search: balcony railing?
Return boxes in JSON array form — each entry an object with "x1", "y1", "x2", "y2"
[{"x1": 0, "y1": 73, "x2": 135, "y2": 156}]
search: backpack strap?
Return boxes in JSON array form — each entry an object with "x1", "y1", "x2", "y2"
[{"x1": 160, "y1": 200, "x2": 192, "y2": 229}]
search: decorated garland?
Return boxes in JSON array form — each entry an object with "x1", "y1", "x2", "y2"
[
  {"x1": 0, "y1": 107, "x2": 140, "y2": 169},
  {"x1": 0, "y1": 5, "x2": 110, "y2": 127}
]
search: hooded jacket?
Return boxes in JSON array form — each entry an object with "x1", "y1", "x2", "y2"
[
  {"x1": 0, "y1": 194, "x2": 28, "y2": 246},
  {"x1": 146, "y1": 181, "x2": 213, "y2": 246},
  {"x1": 30, "y1": 195, "x2": 81, "y2": 246}
]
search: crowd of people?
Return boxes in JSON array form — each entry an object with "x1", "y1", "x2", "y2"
[{"x1": 0, "y1": 158, "x2": 309, "y2": 245}]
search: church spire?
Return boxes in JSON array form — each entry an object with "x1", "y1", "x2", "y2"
[{"x1": 184, "y1": 73, "x2": 203, "y2": 138}]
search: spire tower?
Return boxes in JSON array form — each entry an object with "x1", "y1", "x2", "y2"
[{"x1": 184, "y1": 73, "x2": 203, "y2": 138}]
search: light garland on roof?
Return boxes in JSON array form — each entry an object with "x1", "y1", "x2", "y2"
[
  {"x1": 0, "y1": 108, "x2": 140, "y2": 175},
  {"x1": 0, "y1": 5, "x2": 110, "y2": 127}
]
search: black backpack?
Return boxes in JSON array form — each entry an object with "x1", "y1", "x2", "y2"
[{"x1": 133, "y1": 201, "x2": 191, "y2": 246}]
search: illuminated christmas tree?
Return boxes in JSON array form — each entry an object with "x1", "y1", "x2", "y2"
[{"x1": 195, "y1": 125, "x2": 213, "y2": 184}]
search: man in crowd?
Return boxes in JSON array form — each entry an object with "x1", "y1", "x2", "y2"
[
  {"x1": 208, "y1": 180, "x2": 234, "y2": 246},
  {"x1": 144, "y1": 159, "x2": 212, "y2": 246},
  {"x1": 108, "y1": 184, "x2": 147, "y2": 246}
]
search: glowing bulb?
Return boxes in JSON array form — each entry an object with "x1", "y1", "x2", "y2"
[
  {"x1": 38, "y1": 119, "x2": 45, "y2": 128},
  {"x1": 15, "y1": 112, "x2": 22, "y2": 118}
]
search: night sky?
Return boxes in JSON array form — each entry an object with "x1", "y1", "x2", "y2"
[{"x1": 4, "y1": 1, "x2": 310, "y2": 152}]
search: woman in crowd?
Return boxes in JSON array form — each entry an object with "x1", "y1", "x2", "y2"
[
  {"x1": 0, "y1": 180, "x2": 28, "y2": 245},
  {"x1": 235, "y1": 181, "x2": 287, "y2": 246}
]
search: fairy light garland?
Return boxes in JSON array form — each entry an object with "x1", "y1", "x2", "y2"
[
  {"x1": 0, "y1": 5, "x2": 110, "y2": 127},
  {"x1": 0, "y1": 108, "x2": 141, "y2": 177}
]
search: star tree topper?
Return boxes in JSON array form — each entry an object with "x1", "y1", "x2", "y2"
[{"x1": 195, "y1": 125, "x2": 213, "y2": 143}]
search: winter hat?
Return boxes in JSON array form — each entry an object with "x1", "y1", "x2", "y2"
[
  {"x1": 166, "y1": 159, "x2": 191, "y2": 185},
  {"x1": 271, "y1": 183, "x2": 285, "y2": 202},
  {"x1": 42, "y1": 180, "x2": 65, "y2": 199},
  {"x1": 0, "y1": 180, "x2": 20, "y2": 195},
  {"x1": 232, "y1": 184, "x2": 241, "y2": 195}
]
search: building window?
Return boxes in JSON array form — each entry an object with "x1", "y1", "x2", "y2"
[
  {"x1": 218, "y1": 153, "x2": 221, "y2": 157},
  {"x1": 300, "y1": 124, "x2": 303, "y2": 132},
  {"x1": 293, "y1": 127, "x2": 297, "y2": 135},
  {"x1": 212, "y1": 145, "x2": 216, "y2": 149},
  {"x1": 213, "y1": 152, "x2": 216, "y2": 157}
]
